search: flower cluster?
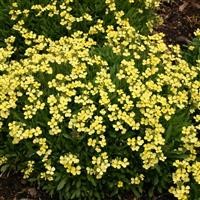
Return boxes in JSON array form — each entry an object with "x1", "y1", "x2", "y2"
[
  {"x1": 117, "y1": 180, "x2": 124, "y2": 188},
  {"x1": 8, "y1": 122, "x2": 42, "y2": 144},
  {"x1": 0, "y1": 156, "x2": 7, "y2": 166},
  {"x1": 21, "y1": 161, "x2": 35, "y2": 179},
  {"x1": 111, "y1": 157, "x2": 129, "y2": 169},
  {"x1": 127, "y1": 136, "x2": 144, "y2": 151},
  {"x1": 40, "y1": 162, "x2": 55, "y2": 181},
  {"x1": 191, "y1": 161, "x2": 200, "y2": 184},
  {"x1": 194, "y1": 28, "x2": 200, "y2": 37},
  {"x1": 169, "y1": 185, "x2": 190, "y2": 200},
  {"x1": 60, "y1": 154, "x2": 81, "y2": 176},
  {"x1": 87, "y1": 152, "x2": 110, "y2": 179},
  {"x1": 131, "y1": 174, "x2": 145, "y2": 185}
]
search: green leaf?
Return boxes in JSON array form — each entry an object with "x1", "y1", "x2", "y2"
[
  {"x1": 110, "y1": 189, "x2": 118, "y2": 197},
  {"x1": 94, "y1": 191, "x2": 101, "y2": 200},
  {"x1": 76, "y1": 179, "x2": 81, "y2": 188},
  {"x1": 155, "y1": 165, "x2": 162, "y2": 175},
  {"x1": 0, "y1": 164, "x2": 9, "y2": 173},
  {"x1": 157, "y1": 186, "x2": 163, "y2": 193},
  {"x1": 75, "y1": 189, "x2": 81, "y2": 198},
  {"x1": 132, "y1": 187, "x2": 140, "y2": 198},
  {"x1": 148, "y1": 187, "x2": 154, "y2": 198},
  {"x1": 63, "y1": 133, "x2": 72, "y2": 140},
  {"x1": 87, "y1": 175, "x2": 97, "y2": 186},
  {"x1": 153, "y1": 175, "x2": 159, "y2": 186},
  {"x1": 138, "y1": 185, "x2": 143, "y2": 194},
  {"x1": 57, "y1": 177, "x2": 68, "y2": 191},
  {"x1": 71, "y1": 191, "x2": 76, "y2": 199},
  {"x1": 165, "y1": 109, "x2": 191, "y2": 142}
]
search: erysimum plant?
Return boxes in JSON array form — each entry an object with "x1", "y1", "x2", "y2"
[{"x1": 0, "y1": 0, "x2": 200, "y2": 199}]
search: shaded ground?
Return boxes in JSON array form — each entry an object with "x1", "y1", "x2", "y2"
[
  {"x1": 0, "y1": 0, "x2": 199, "y2": 199},
  {"x1": 0, "y1": 174, "x2": 51, "y2": 200}
]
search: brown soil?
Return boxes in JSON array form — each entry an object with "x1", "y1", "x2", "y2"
[
  {"x1": 156, "y1": 0, "x2": 200, "y2": 45},
  {"x1": 0, "y1": 1, "x2": 199, "y2": 200},
  {"x1": 0, "y1": 173, "x2": 51, "y2": 200}
]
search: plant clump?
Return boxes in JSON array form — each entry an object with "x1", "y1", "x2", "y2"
[{"x1": 0, "y1": 0, "x2": 200, "y2": 199}]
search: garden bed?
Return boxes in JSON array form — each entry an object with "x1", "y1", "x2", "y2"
[{"x1": 0, "y1": 0, "x2": 199, "y2": 200}]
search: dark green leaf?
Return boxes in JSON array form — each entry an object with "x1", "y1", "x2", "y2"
[{"x1": 57, "y1": 178, "x2": 68, "y2": 191}]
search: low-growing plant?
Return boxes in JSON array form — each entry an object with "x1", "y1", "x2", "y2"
[{"x1": 0, "y1": 0, "x2": 200, "y2": 199}]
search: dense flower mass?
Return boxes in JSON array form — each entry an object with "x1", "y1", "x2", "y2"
[{"x1": 0, "y1": 0, "x2": 199, "y2": 199}]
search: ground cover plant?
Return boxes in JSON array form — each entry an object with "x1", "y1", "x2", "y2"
[{"x1": 0, "y1": 0, "x2": 200, "y2": 199}]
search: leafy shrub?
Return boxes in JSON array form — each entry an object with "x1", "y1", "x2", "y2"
[{"x1": 0, "y1": 0, "x2": 200, "y2": 199}]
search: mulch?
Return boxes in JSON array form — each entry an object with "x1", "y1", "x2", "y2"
[{"x1": 0, "y1": 0, "x2": 199, "y2": 199}]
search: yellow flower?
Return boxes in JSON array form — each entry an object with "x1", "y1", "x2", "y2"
[
  {"x1": 0, "y1": 156, "x2": 7, "y2": 166},
  {"x1": 60, "y1": 153, "x2": 81, "y2": 176},
  {"x1": 117, "y1": 181, "x2": 123, "y2": 188}
]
